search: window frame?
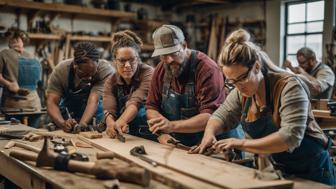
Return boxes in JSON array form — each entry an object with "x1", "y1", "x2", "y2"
[{"x1": 284, "y1": 0, "x2": 324, "y2": 63}]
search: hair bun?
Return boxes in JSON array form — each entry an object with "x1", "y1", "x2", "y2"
[
  {"x1": 111, "y1": 30, "x2": 143, "y2": 46},
  {"x1": 226, "y1": 29, "x2": 250, "y2": 44}
]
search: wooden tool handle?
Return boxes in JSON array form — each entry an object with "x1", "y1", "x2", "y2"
[
  {"x1": 96, "y1": 151, "x2": 116, "y2": 159},
  {"x1": 15, "y1": 142, "x2": 41, "y2": 153},
  {"x1": 9, "y1": 150, "x2": 38, "y2": 161}
]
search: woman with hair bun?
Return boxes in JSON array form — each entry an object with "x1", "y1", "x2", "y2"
[
  {"x1": 104, "y1": 30, "x2": 156, "y2": 141},
  {"x1": 190, "y1": 29, "x2": 335, "y2": 185}
]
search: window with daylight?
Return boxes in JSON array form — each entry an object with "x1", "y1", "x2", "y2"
[{"x1": 284, "y1": 0, "x2": 324, "y2": 66}]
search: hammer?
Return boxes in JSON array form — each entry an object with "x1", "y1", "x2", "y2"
[{"x1": 11, "y1": 137, "x2": 151, "y2": 186}]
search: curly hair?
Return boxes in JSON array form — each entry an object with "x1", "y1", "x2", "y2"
[
  {"x1": 5, "y1": 28, "x2": 29, "y2": 44},
  {"x1": 111, "y1": 30, "x2": 143, "y2": 59}
]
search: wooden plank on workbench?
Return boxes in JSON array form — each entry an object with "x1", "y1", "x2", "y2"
[
  {"x1": 80, "y1": 135, "x2": 294, "y2": 189},
  {"x1": 313, "y1": 109, "x2": 336, "y2": 119}
]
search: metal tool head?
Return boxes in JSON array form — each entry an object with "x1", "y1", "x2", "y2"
[
  {"x1": 36, "y1": 137, "x2": 57, "y2": 167},
  {"x1": 130, "y1": 145, "x2": 147, "y2": 156},
  {"x1": 72, "y1": 124, "x2": 82, "y2": 134},
  {"x1": 116, "y1": 133, "x2": 126, "y2": 143},
  {"x1": 96, "y1": 122, "x2": 106, "y2": 133},
  {"x1": 223, "y1": 149, "x2": 236, "y2": 162}
]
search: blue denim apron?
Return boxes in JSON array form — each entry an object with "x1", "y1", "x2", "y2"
[
  {"x1": 16, "y1": 57, "x2": 41, "y2": 128},
  {"x1": 241, "y1": 73, "x2": 335, "y2": 185},
  {"x1": 17, "y1": 57, "x2": 41, "y2": 91},
  {"x1": 59, "y1": 64, "x2": 103, "y2": 122},
  {"x1": 116, "y1": 83, "x2": 157, "y2": 141},
  {"x1": 161, "y1": 51, "x2": 243, "y2": 147}
]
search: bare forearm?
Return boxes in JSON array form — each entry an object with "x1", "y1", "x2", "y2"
[
  {"x1": 0, "y1": 74, "x2": 11, "y2": 88},
  {"x1": 240, "y1": 132, "x2": 289, "y2": 154},
  {"x1": 146, "y1": 109, "x2": 163, "y2": 120},
  {"x1": 172, "y1": 113, "x2": 211, "y2": 133},
  {"x1": 119, "y1": 104, "x2": 138, "y2": 123},
  {"x1": 204, "y1": 118, "x2": 225, "y2": 136},
  {"x1": 47, "y1": 102, "x2": 65, "y2": 128},
  {"x1": 80, "y1": 100, "x2": 98, "y2": 125}
]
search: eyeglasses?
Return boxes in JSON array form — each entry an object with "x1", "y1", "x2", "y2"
[
  {"x1": 115, "y1": 57, "x2": 138, "y2": 67},
  {"x1": 75, "y1": 64, "x2": 98, "y2": 79},
  {"x1": 224, "y1": 66, "x2": 253, "y2": 89}
]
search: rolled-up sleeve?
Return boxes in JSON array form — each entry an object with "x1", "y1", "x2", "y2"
[
  {"x1": 210, "y1": 89, "x2": 242, "y2": 131},
  {"x1": 126, "y1": 65, "x2": 153, "y2": 109},
  {"x1": 278, "y1": 78, "x2": 309, "y2": 152},
  {"x1": 315, "y1": 66, "x2": 335, "y2": 93},
  {"x1": 103, "y1": 74, "x2": 118, "y2": 117}
]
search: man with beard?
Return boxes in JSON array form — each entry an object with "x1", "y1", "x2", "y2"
[
  {"x1": 146, "y1": 25, "x2": 243, "y2": 147},
  {"x1": 284, "y1": 47, "x2": 335, "y2": 99}
]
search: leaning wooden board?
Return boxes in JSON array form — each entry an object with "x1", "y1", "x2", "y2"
[{"x1": 80, "y1": 134, "x2": 293, "y2": 189}]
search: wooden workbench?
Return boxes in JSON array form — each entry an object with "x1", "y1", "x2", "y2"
[
  {"x1": 0, "y1": 124, "x2": 168, "y2": 189},
  {"x1": 0, "y1": 124, "x2": 332, "y2": 189},
  {"x1": 313, "y1": 109, "x2": 336, "y2": 129}
]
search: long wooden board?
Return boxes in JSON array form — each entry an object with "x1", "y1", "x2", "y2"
[{"x1": 80, "y1": 134, "x2": 294, "y2": 189}]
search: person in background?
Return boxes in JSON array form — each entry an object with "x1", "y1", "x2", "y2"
[
  {"x1": 191, "y1": 29, "x2": 335, "y2": 185},
  {"x1": 284, "y1": 47, "x2": 335, "y2": 99},
  {"x1": 0, "y1": 28, "x2": 42, "y2": 128},
  {"x1": 104, "y1": 30, "x2": 156, "y2": 141},
  {"x1": 146, "y1": 25, "x2": 244, "y2": 147},
  {"x1": 46, "y1": 42, "x2": 113, "y2": 133}
]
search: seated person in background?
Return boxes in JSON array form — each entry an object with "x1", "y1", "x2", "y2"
[
  {"x1": 146, "y1": 25, "x2": 244, "y2": 147},
  {"x1": 284, "y1": 47, "x2": 335, "y2": 99},
  {"x1": 46, "y1": 42, "x2": 113, "y2": 133},
  {"x1": 191, "y1": 29, "x2": 335, "y2": 185},
  {"x1": 104, "y1": 30, "x2": 156, "y2": 141},
  {"x1": 0, "y1": 28, "x2": 42, "y2": 128}
]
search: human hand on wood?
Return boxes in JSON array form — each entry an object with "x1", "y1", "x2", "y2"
[
  {"x1": 115, "y1": 119, "x2": 129, "y2": 134},
  {"x1": 106, "y1": 117, "x2": 128, "y2": 138},
  {"x1": 188, "y1": 133, "x2": 216, "y2": 154},
  {"x1": 147, "y1": 116, "x2": 175, "y2": 134},
  {"x1": 212, "y1": 138, "x2": 245, "y2": 152},
  {"x1": 63, "y1": 119, "x2": 77, "y2": 133}
]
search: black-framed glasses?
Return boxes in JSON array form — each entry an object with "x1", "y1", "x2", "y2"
[
  {"x1": 225, "y1": 66, "x2": 253, "y2": 89},
  {"x1": 115, "y1": 56, "x2": 138, "y2": 67}
]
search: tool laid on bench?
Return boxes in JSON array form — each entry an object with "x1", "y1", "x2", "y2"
[
  {"x1": 9, "y1": 137, "x2": 151, "y2": 186},
  {"x1": 130, "y1": 145, "x2": 158, "y2": 167}
]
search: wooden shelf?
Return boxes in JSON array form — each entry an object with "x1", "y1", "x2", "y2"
[
  {"x1": 28, "y1": 33, "x2": 61, "y2": 40},
  {"x1": 70, "y1": 35, "x2": 111, "y2": 42},
  {"x1": 0, "y1": 0, "x2": 135, "y2": 19},
  {"x1": 142, "y1": 43, "x2": 154, "y2": 51}
]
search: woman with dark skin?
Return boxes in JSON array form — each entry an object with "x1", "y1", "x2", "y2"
[
  {"x1": 104, "y1": 30, "x2": 155, "y2": 140},
  {"x1": 190, "y1": 29, "x2": 335, "y2": 185}
]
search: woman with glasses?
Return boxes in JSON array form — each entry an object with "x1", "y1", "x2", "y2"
[
  {"x1": 103, "y1": 30, "x2": 156, "y2": 141},
  {"x1": 0, "y1": 28, "x2": 42, "y2": 128},
  {"x1": 47, "y1": 42, "x2": 113, "y2": 133},
  {"x1": 190, "y1": 29, "x2": 335, "y2": 185}
]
